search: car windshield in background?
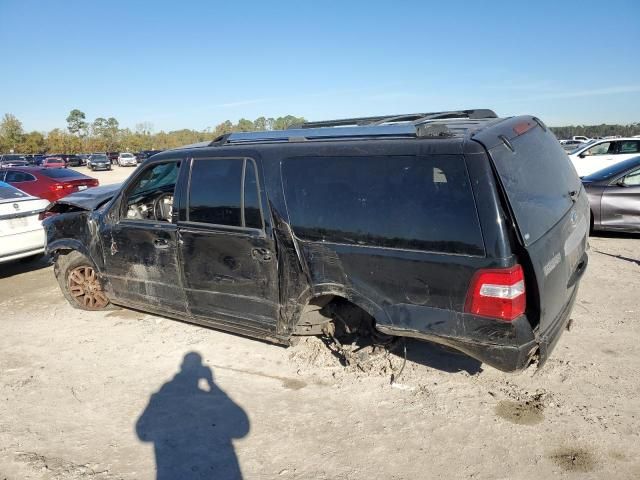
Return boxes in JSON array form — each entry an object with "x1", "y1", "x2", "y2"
[
  {"x1": 582, "y1": 156, "x2": 640, "y2": 182},
  {"x1": 40, "y1": 169, "x2": 85, "y2": 179},
  {"x1": 92, "y1": 155, "x2": 108, "y2": 161},
  {"x1": 122, "y1": 154, "x2": 134, "y2": 158},
  {"x1": 0, "y1": 181, "x2": 29, "y2": 199}
]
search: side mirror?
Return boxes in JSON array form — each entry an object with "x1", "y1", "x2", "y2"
[
  {"x1": 578, "y1": 153, "x2": 586, "y2": 158},
  {"x1": 616, "y1": 179, "x2": 628, "y2": 187}
]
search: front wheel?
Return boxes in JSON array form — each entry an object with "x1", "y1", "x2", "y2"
[{"x1": 55, "y1": 251, "x2": 112, "y2": 310}]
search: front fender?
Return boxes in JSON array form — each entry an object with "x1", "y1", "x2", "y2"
[{"x1": 43, "y1": 211, "x2": 105, "y2": 271}]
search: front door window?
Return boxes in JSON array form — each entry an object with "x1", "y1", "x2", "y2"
[{"x1": 124, "y1": 161, "x2": 180, "y2": 221}]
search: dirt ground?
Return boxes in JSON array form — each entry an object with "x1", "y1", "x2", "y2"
[{"x1": 1, "y1": 219, "x2": 639, "y2": 477}]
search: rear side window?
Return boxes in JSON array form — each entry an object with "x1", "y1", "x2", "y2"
[
  {"x1": 488, "y1": 127, "x2": 580, "y2": 245},
  {"x1": 282, "y1": 155, "x2": 484, "y2": 255},
  {"x1": 188, "y1": 158, "x2": 263, "y2": 229},
  {"x1": 5, "y1": 171, "x2": 36, "y2": 182},
  {"x1": 618, "y1": 140, "x2": 640, "y2": 154}
]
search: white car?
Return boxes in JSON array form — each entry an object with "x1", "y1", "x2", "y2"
[
  {"x1": 568, "y1": 138, "x2": 640, "y2": 177},
  {"x1": 572, "y1": 135, "x2": 590, "y2": 142},
  {"x1": 0, "y1": 181, "x2": 49, "y2": 263},
  {"x1": 117, "y1": 152, "x2": 138, "y2": 167}
]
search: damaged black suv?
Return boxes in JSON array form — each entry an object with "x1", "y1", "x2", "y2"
[{"x1": 43, "y1": 109, "x2": 589, "y2": 372}]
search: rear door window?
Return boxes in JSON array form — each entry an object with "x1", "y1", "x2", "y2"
[
  {"x1": 187, "y1": 158, "x2": 263, "y2": 229},
  {"x1": 487, "y1": 127, "x2": 581, "y2": 245},
  {"x1": 618, "y1": 140, "x2": 640, "y2": 154},
  {"x1": 5, "y1": 171, "x2": 36, "y2": 182},
  {"x1": 282, "y1": 155, "x2": 484, "y2": 255}
]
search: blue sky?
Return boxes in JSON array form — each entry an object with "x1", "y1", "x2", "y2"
[{"x1": 1, "y1": 0, "x2": 639, "y2": 132}]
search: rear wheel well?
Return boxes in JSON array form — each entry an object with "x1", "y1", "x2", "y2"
[{"x1": 293, "y1": 295, "x2": 377, "y2": 336}]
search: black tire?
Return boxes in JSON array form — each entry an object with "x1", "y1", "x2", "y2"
[{"x1": 54, "y1": 251, "x2": 113, "y2": 311}]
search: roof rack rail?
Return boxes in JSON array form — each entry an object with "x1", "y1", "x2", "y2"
[
  {"x1": 204, "y1": 109, "x2": 499, "y2": 146},
  {"x1": 294, "y1": 109, "x2": 497, "y2": 129},
  {"x1": 208, "y1": 124, "x2": 419, "y2": 146}
]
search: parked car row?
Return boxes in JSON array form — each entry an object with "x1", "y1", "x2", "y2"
[{"x1": 1, "y1": 150, "x2": 165, "y2": 169}]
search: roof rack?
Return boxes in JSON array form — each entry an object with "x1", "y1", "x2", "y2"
[
  {"x1": 294, "y1": 109, "x2": 497, "y2": 129},
  {"x1": 205, "y1": 109, "x2": 499, "y2": 147}
]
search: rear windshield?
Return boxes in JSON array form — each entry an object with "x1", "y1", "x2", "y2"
[
  {"x1": 40, "y1": 169, "x2": 85, "y2": 179},
  {"x1": 282, "y1": 155, "x2": 484, "y2": 255},
  {"x1": 488, "y1": 126, "x2": 581, "y2": 245},
  {"x1": 0, "y1": 181, "x2": 28, "y2": 199}
]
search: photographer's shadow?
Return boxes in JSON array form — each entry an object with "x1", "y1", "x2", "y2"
[{"x1": 136, "y1": 352, "x2": 249, "y2": 480}]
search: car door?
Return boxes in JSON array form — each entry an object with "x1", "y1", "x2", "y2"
[
  {"x1": 100, "y1": 159, "x2": 187, "y2": 314},
  {"x1": 600, "y1": 167, "x2": 640, "y2": 231},
  {"x1": 177, "y1": 156, "x2": 279, "y2": 333}
]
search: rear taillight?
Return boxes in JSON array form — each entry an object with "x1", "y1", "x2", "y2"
[
  {"x1": 49, "y1": 183, "x2": 65, "y2": 191},
  {"x1": 90, "y1": 179, "x2": 99, "y2": 186},
  {"x1": 465, "y1": 265, "x2": 526, "y2": 321}
]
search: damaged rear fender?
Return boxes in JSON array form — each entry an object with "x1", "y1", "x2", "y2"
[{"x1": 292, "y1": 284, "x2": 394, "y2": 332}]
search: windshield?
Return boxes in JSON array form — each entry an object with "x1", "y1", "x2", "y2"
[
  {"x1": 582, "y1": 156, "x2": 640, "y2": 182},
  {"x1": 92, "y1": 155, "x2": 108, "y2": 161},
  {"x1": 0, "y1": 181, "x2": 29, "y2": 199},
  {"x1": 121, "y1": 153, "x2": 134, "y2": 158}
]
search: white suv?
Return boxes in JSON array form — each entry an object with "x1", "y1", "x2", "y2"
[
  {"x1": 117, "y1": 152, "x2": 138, "y2": 167},
  {"x1": 568, "y1": 138, "x2": 640, "y2": 177}
]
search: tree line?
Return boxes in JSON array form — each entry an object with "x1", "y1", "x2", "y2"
[
  {"x1": 0, "y1": 110, "x2": 307, "y2": 154},
  {"x1": 1, "y1": 109, "x2": 639, "y2": 154}
]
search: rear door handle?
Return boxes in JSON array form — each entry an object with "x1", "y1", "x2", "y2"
[{"x1": 153, "y1": 238, "x2": 169, "y2": 249}]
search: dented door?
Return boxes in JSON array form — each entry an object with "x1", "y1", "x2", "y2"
[{"x1": 102, "y1": 220, "x2": 187, "y2": 314}]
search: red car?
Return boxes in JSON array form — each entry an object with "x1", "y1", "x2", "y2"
[
  {"x1": 42, "y1": 157, "x2": 67, "y2": 168},
  {"x1": 0, "y1": 167, "x2": 99, "y2": 202}
]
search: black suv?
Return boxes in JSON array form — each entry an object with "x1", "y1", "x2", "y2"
[{"x1": 42, "y1": 110, "x2": 589, "y2": 372}]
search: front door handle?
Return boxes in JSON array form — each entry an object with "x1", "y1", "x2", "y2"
[
  {"x1": 251, "y1": 247, "x2": 272, "y2": 262},
  {"x1": 153, "y1": 238, "x2": 170, "y2": 249}
]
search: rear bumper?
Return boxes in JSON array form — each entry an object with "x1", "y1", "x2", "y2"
[
  {"x1": 536, "y1": 282, "x2": 579, "y2": 368},
  {"x1": 377, "y1": 282, "x2": 581, "y2": 372},
  {"x1": 377, "y1": 316, "x2": 538, "y2": 372},
  {"x1": 0, "y1": 228, "x2": 45, "y2": 263}
]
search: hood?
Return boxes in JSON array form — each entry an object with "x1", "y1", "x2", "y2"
[{"x1": 55, "y1": 183, "x2": 122, "y2": 210}]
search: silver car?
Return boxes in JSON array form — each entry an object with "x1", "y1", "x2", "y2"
[
  {"x1": 117, "y1": 152, "x2": 138, "y2": 167},
  {"x1": 583, "y1": 156, "x2": 640, "y2": 233}
]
